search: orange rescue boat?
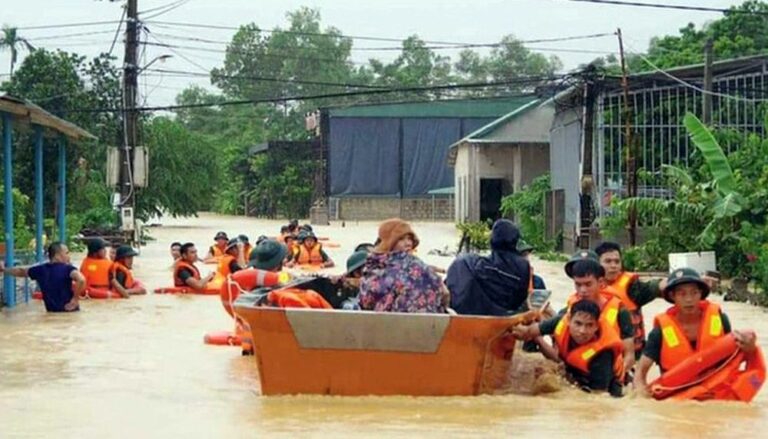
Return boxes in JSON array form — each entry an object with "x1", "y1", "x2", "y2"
[{"x1": 234, "y1": 293, "x2": 538, "y2": 396}]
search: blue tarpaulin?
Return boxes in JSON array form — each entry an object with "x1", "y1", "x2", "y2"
[{"x1": 329, "y1": 117, "x2": 495, "y2": 196}]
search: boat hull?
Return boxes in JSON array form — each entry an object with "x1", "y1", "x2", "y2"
[{"x1": 234, "y1": 300, "x2": 536, "y2": 396}]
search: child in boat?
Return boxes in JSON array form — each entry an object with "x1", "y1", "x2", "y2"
[
  {"x1": 358, "y1": 218, "x2": 448, "y2": 313},
  {"x1": 633, "y1": 268, "x2": 757, "y2": 397},
  {"x1": 109, "y1": 245, "x2": 147, "y2": 297}
]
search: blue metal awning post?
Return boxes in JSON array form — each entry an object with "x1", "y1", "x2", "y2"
[
  {"x1": 57, "y1": 137, "x2": 66, "y2": 242},
  {"x1": 34, "y1": 125, "x2": 44, "y2": 262},
  {"x1": 3, "y1": 112, "x2": 16, "y2": 307}
]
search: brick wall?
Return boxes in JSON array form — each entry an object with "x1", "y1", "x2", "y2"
[{"x1": 335, "y1": 197, "x2": 454, "y2": 221}]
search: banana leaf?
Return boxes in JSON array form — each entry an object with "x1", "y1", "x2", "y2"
[
  {"x1": 662, "y1": 164, "x2": 694, "y2": 187},
  {"x1": 683, "y1": 112, "x2": 737, "y2": 196}
]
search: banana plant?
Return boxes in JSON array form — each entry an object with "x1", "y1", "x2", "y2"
[{"x1": 616, "y1": 112, "x2": 744, "y2": 248}]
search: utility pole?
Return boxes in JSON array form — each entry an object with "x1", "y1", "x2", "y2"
[
  {"x1": 121, "y1": 0, "x2": 139, "y2": 244},
  {"x1": 617, "y1": 28, "x2": 637, "y2": 246},
  {"x1": 703, "y1": 39, "x2": 714, "y2": 125}
]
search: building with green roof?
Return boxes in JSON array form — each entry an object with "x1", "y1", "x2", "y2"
[
  {"x1": 318, "y1": 95, "x2": 540, "y2": 221},
  {"x1": 447, "y1": 99, "x2": 553, "y2": 223}
]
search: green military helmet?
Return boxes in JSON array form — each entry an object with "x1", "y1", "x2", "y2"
[
  {"x1": 662, "y1": 267, "x2": 710, "y2": 303},
  {"x1": 564, "y1": 249, "x2": 599, "y2": 278}
]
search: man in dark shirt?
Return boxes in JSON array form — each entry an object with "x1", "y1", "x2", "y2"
[
  {"x1": 2, "y1": 242, "x2": 86, "y2": 312},
  {"x1": 174, "y1": 243, "x2": 215, "y2": 290}
]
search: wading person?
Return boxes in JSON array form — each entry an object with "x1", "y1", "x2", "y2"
[
  {"x1": 80, "y1": 238, "x2": 112, "y2": 290},
  {"x1": 634, "y1": 268, "x2": 758, "y2": 399},
  {"x1": 2, "y1": 242, "x2": 86, "y2": 312},
  {"x1": 109, "y1": 245, "x2": 147, "y2": 297},
  {"x1": 174, "y1": 243, "x2": 215, "y2": 292},
  {"x1": 204, "y1": 231, "x2": 229, "y2": 263},
  {"x1": 513, "y1": 256, "x2": 636, "y2": 373},
  {"x1": 538, "y1": 299, "x2": 625, "y2": 396},
  {"x1": 358, "y1": 218, "x2": 448, "y2": 313}
]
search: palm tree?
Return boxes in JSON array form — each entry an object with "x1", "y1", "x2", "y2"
[{"x1": 0, "y1": 25, "x2": 35, "y2": 78}]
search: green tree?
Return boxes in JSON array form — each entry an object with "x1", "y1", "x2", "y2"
[
  {"x1": 0, "y1": 25, "x2": 34, "y2": 78},
  {"x1": 138, "y1": 117, "x2": 221, "y2": 219}
]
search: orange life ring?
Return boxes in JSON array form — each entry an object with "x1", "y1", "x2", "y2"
[
  {"x1": 85, "y1": 287, "x2": 126, "y2": 299},
  {"x1": 203, "y1": 330, "x2": 241, "y2": 346},
  {"x1": 129, "y1": 280, "x2": 147, "y2": 295},
  {"x1": 32, "y1": 291, "x2": 43, "y2": 300},
  {"x1": 297, "y1": 264, "x2": 323, "y2": 272},
  {"x1": 153, "y1": 286, "x2": 219, "y2": 295},
  {"x1": 267, "y1": 288, "x2": 333, "y2": 309},
  {"x1": 651, "y1": 333, "x2": 767, "y2": 402}
]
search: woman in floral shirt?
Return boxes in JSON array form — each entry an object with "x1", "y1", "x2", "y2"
[{"x1": 358, "y1": 218, "x2": 448, "y2": 313}]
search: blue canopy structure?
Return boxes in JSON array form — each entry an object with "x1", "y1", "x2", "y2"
[{"x1": 1, "y1": 95, "x2": 96, "y2": 308}]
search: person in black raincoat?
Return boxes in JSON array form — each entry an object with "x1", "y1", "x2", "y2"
[{"x1": 446, "y1": 219, "x2": 532, "y2": 316}]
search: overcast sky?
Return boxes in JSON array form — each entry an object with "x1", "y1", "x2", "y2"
[{"x1": 0, "y1": 0, "x2": 750, "y2": 107}]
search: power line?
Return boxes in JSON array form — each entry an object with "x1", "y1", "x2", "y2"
[
  {"x1": 141, "y1": 0, "x2": 193, "y2": 20},
  {"x1": 147, "y1": 30, "x2": 614, "y2": 51},
  {"x1": 70, "y1": 78, "x2": 564, "y2": 113},
  {"x1": 108, "y1": 6, "x2": 127, "y2": 57},
  {"x1": 25, "y1": 30, "x2": 116, "y2": 41},
  {"x1": 566, "y1": 0, "x2": 768, "y2": 16},
  {"x1": 145, "y1": 20, "x2": 475, "y2": 45},
  {"x1": 139, "y1": 0, "x2": 188, "y2": 15},
  {"x1": 16, "y1": 20, "x2": 122, "y2": 31},
  {"x1": 145, "y1": 68, "x2": 461, "y2": 89}
]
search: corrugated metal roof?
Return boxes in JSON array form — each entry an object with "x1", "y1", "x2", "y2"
[{"x1": 327, "y1": 95, "x2": 538, "y2": 118}]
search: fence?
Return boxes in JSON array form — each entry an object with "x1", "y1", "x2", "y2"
[
  {"x1": 0, "y1": 250, "x2": 39, "y2": 308},
  {"x1": 595, "y1": 67, "x2": 768, "y2": 221}
]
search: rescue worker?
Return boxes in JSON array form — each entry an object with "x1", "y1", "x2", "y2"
[
  {"x1": 517, "y1": 240, "x2": 546, "y2": 289},
  {"x1": 595, "y1": 241, "x2": 666, "y2": 359},
  {"x1": 2, "y1": 242, "x2": 86, "y2": 312},
  {"x1": 287, "y1": 231, "x2": 335, "y2": 268},
  {"x1": 634, "y1": 268, "x2": 757, "y2": 397},
  {"x1": 80, "y1": 238, "x2": 113, "y2": 290},
  {"x1": 238, "y1": 234, "x2": 253, "y2": 260},
  {"x1": 217, "y1": 238, "x2": 247, "y2": 278},
  {"x1": 174, "y1": 243, "x2": 215, "y2": 291},
  {"x1": 170, "y1": 242, "x2": 182, "y2": 262},
  {"x1": 109, "y1": 245, "x2": 147, "y2": 297},
  {"x1": 204, "y1": 231, "x2": 229, "y2": 263},
  {"x1": 513, "y1": 254, "x2": 636, "y2": 373},
  {"x1": 539, "y1": 299, "x2": 625, "y2": 396},
  {"x1": 287, "y1": 219, "x2": 300, "y2": 237}
]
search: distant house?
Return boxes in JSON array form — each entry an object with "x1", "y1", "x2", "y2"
[
  {"x1": 315, "y1": 96, "x2": 540, "y2": 221},
  {"x1": 447, "y1": 99, "x2": 553, "y2": 223},
  {"x1": 551, "y1": 55, "x2": 768, "y2": 251}
]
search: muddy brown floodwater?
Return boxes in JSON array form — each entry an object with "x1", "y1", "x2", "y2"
[{"x1": 2, "y1": 213, "x2": 767, "y2": 438}]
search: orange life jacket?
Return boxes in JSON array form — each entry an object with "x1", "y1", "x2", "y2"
[
  {"x1": 267, "y1": 288, "x2": 333, "y2": 309},
  {"x1": 210, "y1": 244, "x2": 226, "y2": 258},
  {"x1": 553, "y1": 310, "x2": 625, "y2": 380},
  {"x1": 217, "y1": 254, "x2": 238, "y2": 278},
  {"x1": 655, "y1": 300, "x2": 725, "y2": 373},
  {"x1": 174, "y1": 260, "x2": 201, "y2": 287},
  {"x1": 295, "y1": 243, "x2": 324, "y2": 265},
  {"x1": 80, "y1": 257, "x2": 113, "y2": 288},
  {"x1": 109, "y1": 261, "x2": 135, "y2": 289},
  {"x1": 565, "y1": 290, "x2": 623, "y2": 337},
  {"x1": 607, "y1": 271, "x2": 645, "y2": 352}
]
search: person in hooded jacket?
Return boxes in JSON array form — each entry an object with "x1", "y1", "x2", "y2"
[{"x1": 446, "y1": 219, "x2": 532, "y2": 316}]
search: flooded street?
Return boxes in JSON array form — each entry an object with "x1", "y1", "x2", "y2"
[{"x1": 2, "y1": 213, "x2": 767, "y2": 438}]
